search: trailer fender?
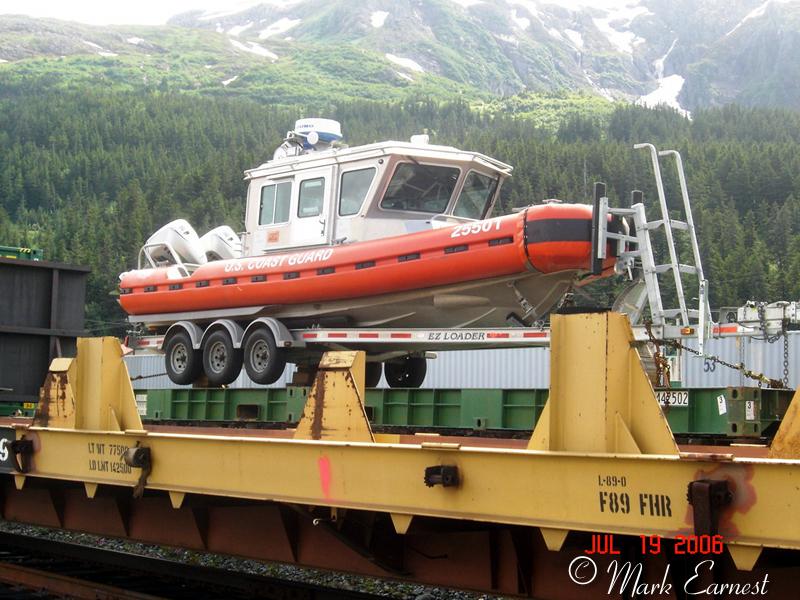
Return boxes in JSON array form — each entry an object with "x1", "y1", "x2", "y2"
[
  {"x1": 163, "y1": 321, "x2": 204, "y2": 350},
  {"x1": 244, "y1": 318, "x2": 300, "y2": 349},
  {"x1": 202, "y1": 319, "x2": 245, "y2": 349}
]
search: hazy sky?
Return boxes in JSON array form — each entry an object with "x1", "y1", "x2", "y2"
[
  {"x1": 0, "y1": 0, "x2": 265, "y2": 25},
  {"x1": 0, "y1": 0, "x2": 649, "y2": 26}
]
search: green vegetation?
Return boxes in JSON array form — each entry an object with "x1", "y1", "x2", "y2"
[
  {"x1": 479, "y1": 92, "x2": 618, "y2": 131},
  {"x1": 1, "y1": 85, "x2": 799, "y2": 334},
  {"x1": 0, "y1": 17, "x2": 487, "y2": 109}
]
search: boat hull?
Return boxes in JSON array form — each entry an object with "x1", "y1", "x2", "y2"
[{"x1": 119, "y1": 204, "x2": 618, "y2": 327}]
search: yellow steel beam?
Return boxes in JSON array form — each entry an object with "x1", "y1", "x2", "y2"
[
  {"x1": 34, "y1": 337, "x2": 143, "y2": 433},
  {"x1": 294, "y1": 351, "x2": 374, "y2": 442},
  {"x1": 12, "y1": 426, "x2": 800, "y2": 555},
  {"x1": 12, "y1": 316, "x2": 800, "y2": 572},
  {"x1": 530, "y1": 312, "x2": 677, "y2": 455},
  {"x1": 768, "y1": 387, "x2": 800, "y2": 459}
]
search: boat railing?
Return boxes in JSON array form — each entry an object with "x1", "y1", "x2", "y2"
[{"x1": 137, "y1": 242, "x2": 199, "y2": 277}]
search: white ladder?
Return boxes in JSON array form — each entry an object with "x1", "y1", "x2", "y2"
[{"x1": 594, "y1": 144, "x2": 712, "y2": 351}]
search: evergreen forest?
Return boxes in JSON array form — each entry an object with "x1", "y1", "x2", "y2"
[{"x1": 1, "y1": 87, "x2": 799, "y2": 334}]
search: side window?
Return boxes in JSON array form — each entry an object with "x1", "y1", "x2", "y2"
[
  {"x1": 298, "y1": 177, "x2": 325, "y2": 218},
  {"x1": 259, "y1": 181, "x2": 291, "y2": 226},
  {"x1": 453, "y1": 171, "x2": 499, "y2": 220},
  {"x1": 339, "y1": 168, "x2": 376, "y2": 216}
]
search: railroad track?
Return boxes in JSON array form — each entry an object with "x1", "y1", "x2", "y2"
[{"x1": 0, "y1": 531, "x2": 385, "y2": 599}]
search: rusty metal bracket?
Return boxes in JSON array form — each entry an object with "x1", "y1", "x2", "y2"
[
  {"x1": 687, "y1": 479, "x2": 732, "y2": 536},
  {"x1": 9, "y1": 438, "x2": 33, "y2": 474},
  {"x1": 424, "y1": 465, "x2": 459, "y2": 488},
  {"x1": 124, "y1": 444, "x2": 151, "y2": 498}
]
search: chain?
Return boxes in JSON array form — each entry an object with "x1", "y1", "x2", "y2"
[
  {"x1": 652, "y1": 342, "x2": 671, "y2": 388},
  {"x1": 643, "y1": 321, "x2": 787, "y2": 389},
  {"x1": 757, "y1": 302, "x2": 790, "y2": 387},
  {"x1": 784, "y1": 332, "x2": 790, "y2": 388}
]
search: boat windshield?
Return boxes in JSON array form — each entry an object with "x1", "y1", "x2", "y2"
[
  {"x1": 380, "y1": 162, "x2": 460, "y2": 214},
  {"x1": 453, "y1": 171, "x2": 499, "y2": 220}
]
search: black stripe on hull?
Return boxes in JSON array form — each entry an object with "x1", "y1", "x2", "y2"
[
  {"x1": 525, "y1": 217, "x2": 625, "y2": 255},
  {"x1": 524, "y1": 218, "x2": 592, "y2": 243}
]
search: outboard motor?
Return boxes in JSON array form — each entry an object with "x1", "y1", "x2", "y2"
[
  {"x1": 200, "y1": 225, "x2": 243, "y2": 261},
  {"x1": 143, "y1": 219, "x2": 207, "y2": 266}
]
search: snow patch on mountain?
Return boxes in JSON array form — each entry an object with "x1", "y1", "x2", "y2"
[
  {"x1": 496, "y1": 33, "x2": 519, "y2": 45},
  {"x1": 448, "y1": 0, "x2": 483, "y2": 7},
  {"x1": 371, "y1": 11, "x2": 389, "y2": 28},
  {"x1": 583, "y1": 70, "x2": 615, "y2": 101},
  {"x1": 564, "y1": 29, "x2": 583, "y2": 48},
  {"x1": 126, "y1": 37, "x2": 145, "y2": 45},
  {"x1": 259, "y1": 18, "x2": 301, "y2": 39},
  {"x1": 638, "y1": 74, "x2": 688, "y2": 116},
  {"x1": 386, "y1": 54, "x2": 424, "y2": 73},
  {"x1": 222, "y1": 75, "x2": 239, "y2": 86},
  {"x1": 592, "y1": 2, "x2": 649, "y2": 54},
  {"x1": 509, "y1": 0, "x2": 549, "y2": 30},
  {"x1": 593, "y1": 17, "x2": 644, "y2": 53},
  {"x1": 637, "y1": 37, "x2": 688, "y2": 116},
  {"x1": 653, "y1": 38, "x2": 677, "y2": 79},
  {"x1": 548, "y1": 28, "x2": 564, "y2": 41},
  {"x1": 82, "y1": 40, "x2": 118, "y2": 57},
  {"x1": 230, "y1": 39, "x2": 278, "y2": 60},
  {"x1": 396, "y1": 71, "x2": 415, "y2": 82},
  {"x1": 511, "y1": 9, "x2": 530, "y2": 29},
  {"x1": 0, "y1": 59, "x2": 7, "y2": 63},
  {"x1": 726, "y1": 0, "x2": 773, "y2": 36},
  {"x1": 228, "y1": 21, "x2": 254, "y2": 36}
]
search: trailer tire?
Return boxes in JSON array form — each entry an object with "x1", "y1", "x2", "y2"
[
  {"x1": 164, "y1": 330, "x2": 203, "y2": 385},
  {"x1": 365, "y1": 362, "x2": 383, "y2": 387},
  {"x1": 385, "y1": 356, "x2": 426, "y2": 388},
  {"x1": 202, "y1": 329, "x2": 243, "y2": 386},
  {"x1": 243, "y1": 328, "x2": 286, "y2": 385}
]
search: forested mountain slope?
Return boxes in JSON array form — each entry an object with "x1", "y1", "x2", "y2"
[{"x1": 1, "y1": 89, "x2": 799, "y2": 333}]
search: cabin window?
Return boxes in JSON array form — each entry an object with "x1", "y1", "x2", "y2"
[
  {"x1": 339, "y1": 167, "x2": 376, "y2": 216},
  {"x1": 453, "y1": 171, "x2": 499, "y2": 220},
  {"x1": 298, "y1": 178, "x2": 325, "y2": 218},
  {"x1": 259, "y1": 181, "x2": 291, "y2": 226},
  {"x1": 380, "y1": 163, "x2": 459, "y2": 214}
]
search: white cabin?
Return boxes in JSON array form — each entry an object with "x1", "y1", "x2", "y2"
[
  {"x1": 138, "y1": 121, "x2": 514, "y2": 270},
  {"x1": 241, "y1": 123, "x2": 513, "y2": 256}
]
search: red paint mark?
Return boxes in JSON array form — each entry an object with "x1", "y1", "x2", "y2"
[
  {"x1": 327, "y1": 333, "x2": 347, "y2": 338},
  {"x1": 358, "y1": 333, "x2": 379, "y2": 339},
  {"x1": 303, "y1": 333, "x2": 318, "y2": 339},
  {"x1": 523, "y1": 331, "x2": 548, "y2": 338},
  {"x1": 487, "y1": 332, "x2": 510, "y2": 339},
  {"x1": 390, "y1": 333, "x2": 412, "y2": 339},
  {"x1": 318, "y1": 455, "x2": 332, "y2": 500}
]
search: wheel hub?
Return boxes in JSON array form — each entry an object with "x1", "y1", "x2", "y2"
[
  {"x1": 250, "y1": 340, "x2": 270, "y2": 373},
  {"x1": 209, "y1": 341, "x2": 227, "y2": 373},
  {"x1": 170, "y1": 343, "x2": 188, "y2": 373}
]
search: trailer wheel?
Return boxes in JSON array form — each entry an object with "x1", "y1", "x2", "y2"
[
  {"x1": 243, "y1": 328, "x2": 287, "y2": 385},
  {"x1": 385, "y1": 356, "x2": 426, "y2": 388},
  {"x1": 202, "y1": 329, "x2": 243, "y2": 386},
  {"x1": 164, "y1": 330, "x2": 203, "y2": 385},
  {"x1": 365, "y1": 362, "x2": 383, "y2": 387}
]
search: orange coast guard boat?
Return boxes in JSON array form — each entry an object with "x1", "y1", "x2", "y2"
[{"x1": 120, "y1": 119, "x2": 624, "y2": 387}]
